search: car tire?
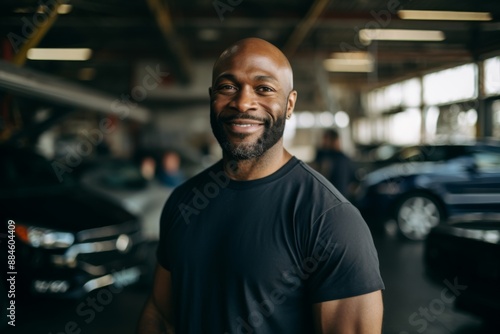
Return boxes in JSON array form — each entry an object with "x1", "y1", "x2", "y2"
[{"x1": 394, "y1": 193, "x2": 443, "y2": 241}]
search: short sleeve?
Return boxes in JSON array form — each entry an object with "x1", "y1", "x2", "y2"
[{"x1": 305, "y1": 202, "x2": 385, "y2": 303}]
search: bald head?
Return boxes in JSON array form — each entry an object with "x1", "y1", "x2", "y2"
[{"x1": 212, "y1": 38, "x2": 294, "y2": 93}]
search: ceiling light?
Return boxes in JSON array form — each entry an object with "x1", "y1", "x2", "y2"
[
  {"x1": 27, "y1": 48, "x2": 92, "y2": 61},
  {"x1": 35, "y1": 4, "x2": 72, "y2": 15},
  {"x1": 398, "y1": 10, "x2": 492, "y2": 21},
  {"x1": 330, "y1": 51, "x2": 371, "y2": 60},
  {"x1": 335, "y1": 111, "x2": 350, "y2": 128},
  {"x1": 325, "y1": 52, "x2": 373, "y2": 72},
  {"x1": 57, "y1": 4, "x2": 73, "y2": 15},
  {"x1": 359, "y1": 29, "x2": 445, "y2": 44},
  {"x1": 323, "y1": 58, "x2": 373, "y2": 72},
  {"x1": 318, "y1": 112, "x2": 335, "y2": 127}
]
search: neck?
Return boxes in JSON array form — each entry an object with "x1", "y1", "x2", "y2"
[{"x1": 221, "y1": 142, "x2": 292, "y2": 181}]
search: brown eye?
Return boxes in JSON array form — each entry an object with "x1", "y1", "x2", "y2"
[
  {"x1": 217, "y1": 84, "x2": 237, "y2": 94},
  {"x1": 256, "y1": 86, "x2": 275, "y2": 93}
]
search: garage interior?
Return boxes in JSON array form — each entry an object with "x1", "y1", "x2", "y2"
[{"x1": 1, "y1": 0, "x2": 500, "y2": 333}]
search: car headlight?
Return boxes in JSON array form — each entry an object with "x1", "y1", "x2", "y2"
[{"x1": 16, "y1": 225, "x2": 75, "y2": 249}]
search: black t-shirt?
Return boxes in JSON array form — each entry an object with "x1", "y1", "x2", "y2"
[{"x1": 157, "y1": 157, "x2": 384, "y2": 333}]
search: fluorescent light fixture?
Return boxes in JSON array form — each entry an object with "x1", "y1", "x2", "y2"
[
  {"x1": 398, "y1": 10, "x2": 492, "y2": 21},
  {"x1": 323, "y1": 59, "x2": 373, "y2": 72},
  {"x1": 330, "y1": 51, "x2": 371, "y2": 60},
  {"x1": 359, "y1": 29, "x2": 445, "y2": 44},
  {"x1": 323, "y1": 52, "x2": 374, "y2": 72},
  {"x1": 27, "y1": 48, "x2": 92, "y2": 61}
]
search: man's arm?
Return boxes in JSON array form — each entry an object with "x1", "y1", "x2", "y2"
[
  {"x1": 312, "y1": 290, "x2": 383, "y2": 334},
  {"x1": 137, "y1": 264, "x2": 176, "y2": 334}
]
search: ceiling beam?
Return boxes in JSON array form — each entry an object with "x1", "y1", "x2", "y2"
[
  {"x1": 146, "y1": 0, "x2": 192, "y2": 85},
  {"x1": 12, "y1": 0, "x2": 63, "y2": 66},
  {"x1": 283, "y1": 0, "x2": 332, "y2": 57}
]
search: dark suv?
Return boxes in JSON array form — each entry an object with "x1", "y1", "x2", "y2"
[{"x1": 0, "y1": 146, "x2": 148, "y2": 303}]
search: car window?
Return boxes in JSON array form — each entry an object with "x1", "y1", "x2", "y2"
[
  {"x1": 397, "y1": 147, "x2": 424, "y2": 162},
  {"x1": 420, "y1": 146, "x2": 445, "y2": 161},
  {"x1": 396, "y1": 145, "x2": 447, "y2": 162},
  {"x1": 474, "y1": 151, "x2": 500, "y2": 173}
]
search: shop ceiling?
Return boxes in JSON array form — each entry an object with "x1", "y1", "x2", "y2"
[{"x1": 1, "y1": 0, "x2": 500, "y2": 110}]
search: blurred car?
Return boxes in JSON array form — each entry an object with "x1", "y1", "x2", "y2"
[
  {"x1": 354, "y1": 142, "x2": 500, "y2": 240},
  {"x1": 73, "y1": 158, "x2": 172, "y2": 241},
  {"x1": 353, "y1": 143, "x2": 403, "y2": 180},
  {"x1": 353, "y1": 143, "x2": 469, "y2": 181},
  {"x1": 424, "y1": 215, "x2": 500, "y2": 322},
  {"x1": 0, "y1": 146, "x2": 149, "y2": 304}
]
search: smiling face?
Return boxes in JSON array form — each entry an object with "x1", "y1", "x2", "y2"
[{"x1": 209, "y1": 38, "x2": 297, "y2": 161}]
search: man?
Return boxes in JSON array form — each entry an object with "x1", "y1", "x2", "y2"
[
  {"x1": 314, "y1": 129, "x2": 356, "y2": 199},
  {"x1": 137, "y1": 38, "x2": 384, "y2": 334}
]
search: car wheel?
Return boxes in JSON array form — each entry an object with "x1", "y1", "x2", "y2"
[{"x1": 395, "y1": 193, "x2": 442, "y2": 241}]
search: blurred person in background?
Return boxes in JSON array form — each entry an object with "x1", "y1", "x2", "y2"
[
  {"x1": 140, "y1": 155, "x2": 157, "y2": 181},
  {"x1": 158, "y1": 150, "x2": 185, "y2": 188},
  {"x1": 314, "y1": 128, "x2": 356, "y2": 199},
  {"x1": 137, "y1": 38, "x2": 383, "y2": 334}
]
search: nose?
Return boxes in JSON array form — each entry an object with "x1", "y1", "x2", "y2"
[{"x1": 230, "y1": 86, "x2": 257, "y2": 112}]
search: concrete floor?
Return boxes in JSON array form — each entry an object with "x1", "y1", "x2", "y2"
[{"x1": 6, "y1": 232, "x2": 490, "y2": 334}]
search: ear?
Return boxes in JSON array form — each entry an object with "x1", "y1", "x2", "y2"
[{"x1": 286, "y1": 90, "x2": 297, "y2": 118}]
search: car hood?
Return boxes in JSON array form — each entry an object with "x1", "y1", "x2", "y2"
[{"x1": 0, "y1": 186, "x2": 136, "y2": 232}]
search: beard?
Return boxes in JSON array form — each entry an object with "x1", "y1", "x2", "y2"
[{"x1": 210, "y1": 106, "x2": 287, "y2": 161}]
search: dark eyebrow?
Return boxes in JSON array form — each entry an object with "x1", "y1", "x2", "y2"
[
  {"x1": 214, "y1": 74, "x2": 279, "y2": 85},
  {"x1": 214, "y1": 74, "x2": 237, "y2": 84}
]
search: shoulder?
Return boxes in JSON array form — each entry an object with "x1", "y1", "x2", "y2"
[
  {"x1": 292, "y1": 159, "x2": 347, "y2": 201},
  {"x1": 288, "y1": 159, "x2": 370, "y2": 237},
  {"x1": 280, "y1": 159, "x2": 354, "y2": 224}
]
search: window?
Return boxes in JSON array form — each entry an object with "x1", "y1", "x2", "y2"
[{"x1": 474, "y1": 151, "x2": 500, "y2": 173}]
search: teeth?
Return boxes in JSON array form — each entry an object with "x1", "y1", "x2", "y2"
[{"x1": 233, "y1": 124, "x2": 254, "y2": 127}]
